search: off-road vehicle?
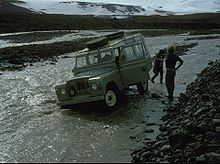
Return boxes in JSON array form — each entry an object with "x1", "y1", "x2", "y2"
[{"x1": 55, "y1": 32, "x2": 152, "y2": 109}]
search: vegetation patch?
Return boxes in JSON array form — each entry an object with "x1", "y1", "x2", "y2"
[
  {"x1": 189, "y1": 29, "x2": 220, "y2": 35},
  {"x1": 126, "y1": 29, "x2": 187, "y2": 37},
  {"x1": 174, "y1": 43, "x2": 198, "y2": 56},
  {"x1": 152, "y1": 42, "x2": 198, "y2": 60},
  {"x1": 0, "y1": 31, "x2": 76, "y2": 43},
  {"x1": 0, "y1": 13, "x2": 220, "y2": 33},
  {"x1": 0, "y1": 37, "x2": 92, "y2": 71},
  {"x1": 185, "y1": 35, "x2": 220, "y2": 41}
]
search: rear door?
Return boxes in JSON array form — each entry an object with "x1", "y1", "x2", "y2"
[{"x1": 119, "y1": 42, "x2": 150, "y2": 86}]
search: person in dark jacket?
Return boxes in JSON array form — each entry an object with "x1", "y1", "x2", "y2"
[
  {"x1": 165, "y1": 46, "x2": 183, "y2": 101},
  {"x1": 151, "y1": 49, "x2": 166, "y2": 84}
]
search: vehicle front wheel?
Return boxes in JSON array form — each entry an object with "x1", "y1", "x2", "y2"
[
  {"x1": 137, "y1": 81, "x2": 148, "y2": 94},
  {"x1": 104, "y1": 86, "x2": 120, "y2": 109}
]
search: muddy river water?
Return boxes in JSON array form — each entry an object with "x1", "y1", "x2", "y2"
[{"x1": 0, "y1": 33, "x2": 220, "y2": 162}]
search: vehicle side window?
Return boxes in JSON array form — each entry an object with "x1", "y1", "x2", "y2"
[
  {"x1": 76, "y1": 56, "x2": 87, "y2": 68},
  {"x1": 113, "y1": 48, "x2": 120, "y2": 57},
  {"x1": 133, "y1": 44, "x2": 144, "y2": 57},
  {"x1": 142, "y1": 42, "x2": 150, "y2": 57},
  {"x1": 87, "y1": 54, "x2": 98, "y2": 64},
  {"x1": 123, "y1": 46, "x2": 136, "y2": 61},
  {"x1": 142, "y1": 43, "x2": 147, "y2": 53},
  {"x1": 100, "y1": 51, "x2": 113, "y2": 62}
]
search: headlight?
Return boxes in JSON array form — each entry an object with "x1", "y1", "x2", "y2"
[
  {"x1": 69, "y1": 89, "x2": 75, "y2": 96},
  {"x1": 91, "y1": 82, "x2": 101, "y2": 90},
  {"x1": 91, "y1": 83, "x2": 98, "y2": 90},
  {"x1": 61, "y1": 88, "x2": 66, "y2": 95}
]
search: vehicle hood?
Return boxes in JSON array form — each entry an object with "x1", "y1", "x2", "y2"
[{"x1": 75, "y1": 67, "x2": 114, "y2": 78}]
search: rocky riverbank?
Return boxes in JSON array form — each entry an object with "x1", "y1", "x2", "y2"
[
  {"x1": 0, "y1": 38, "x2": 91, "y2": 71},
  {"x1": 131, "y1": 59, "x2": 220, "y2": 163}
]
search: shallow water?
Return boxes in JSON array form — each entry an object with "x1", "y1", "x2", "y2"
[{"x1": 0, "y1": 33, "x2": 219, "y2": 162}]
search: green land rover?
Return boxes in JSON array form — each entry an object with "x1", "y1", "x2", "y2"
[{"x1": 55, "y1": 32, "x2": 152, "y2": 109}]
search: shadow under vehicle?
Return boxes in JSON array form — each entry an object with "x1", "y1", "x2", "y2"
[{"x1": 55, "y1": 32, "x2": 152, "y2": 109}]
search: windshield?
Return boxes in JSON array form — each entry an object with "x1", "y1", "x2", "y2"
[{"x1": 75, "y1": 51, "x2": 113, "y2": 68}]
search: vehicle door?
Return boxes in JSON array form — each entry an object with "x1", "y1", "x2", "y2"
[{"x1": 118, "y1": 42, "x2": 150, "y2": 86}]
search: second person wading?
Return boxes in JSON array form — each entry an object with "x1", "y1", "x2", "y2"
[{"x1": 165, "y1": 46, "x2": 183, "y2": 101}]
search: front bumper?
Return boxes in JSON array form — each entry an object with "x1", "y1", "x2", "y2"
[{"x1": 57, "y1": 95, "x2": 105, "y2": 106}]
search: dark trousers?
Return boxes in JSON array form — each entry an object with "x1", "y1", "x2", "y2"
[
  {"x1": 165, "y1": 69, "x2": 176, "y2": 99},
  {"x1": 151, "y1": 69, "x2": 163, "y2": 83}
]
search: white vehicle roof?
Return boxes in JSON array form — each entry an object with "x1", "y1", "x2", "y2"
[{"x1": 75, "y1": 33, "x2": 145, "y2": 57}]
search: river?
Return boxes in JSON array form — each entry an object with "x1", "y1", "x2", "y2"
[{"x1": 0, "y1": 32, "x2": 219, "y2": 162}]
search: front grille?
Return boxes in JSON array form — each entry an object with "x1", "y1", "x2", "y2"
[{"x1": 75, "y1": 81, "x2": 88, "y2": 94}]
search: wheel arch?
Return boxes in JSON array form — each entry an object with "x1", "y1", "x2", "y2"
[{"x1": 106, "y1": 81, "x2": 119, "y2": 91}]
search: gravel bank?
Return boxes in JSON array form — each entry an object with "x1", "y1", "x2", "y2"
[{"x1": 131, "y1": 59, "x2": 220, "y2": 163}]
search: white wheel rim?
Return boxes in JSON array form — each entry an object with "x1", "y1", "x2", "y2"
[{"x1": 105, "y1": 90, "x2": 117, "y2": 107}]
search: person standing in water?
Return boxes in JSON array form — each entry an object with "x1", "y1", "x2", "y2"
[
  {"x1": 151, "y1": 49, "x2": 166, "y2": 84},
  {"x1": 165, "y1": 46, "x2": 183, "y2": 101}
]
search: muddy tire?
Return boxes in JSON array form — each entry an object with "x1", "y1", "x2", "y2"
[
  {"x1": 86, "y1": 37, "x2": 109, "y2": 50},
  {"x1": 104, "y1": 85, "x2": 120, "y2": 110},
  {"x1": 137, "y1": 81, "x2": 148, "y2": 94}
]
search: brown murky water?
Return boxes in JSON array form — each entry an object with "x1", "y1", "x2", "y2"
[{"x1": 0, "y1": 32, "x2": 219, "y2": 162}]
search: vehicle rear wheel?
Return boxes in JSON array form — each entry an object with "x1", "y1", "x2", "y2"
[
  {"x1": 137, "y1": 81, "x2": 148, "y2": 94},
  {"x1": 104, "y1": 86, "x2": 120, "y2": 109}
]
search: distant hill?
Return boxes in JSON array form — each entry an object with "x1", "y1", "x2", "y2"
[
  {"x1": 11, "y1": 0, "x2": 146, "y2": 16},
  {"x1": 0, "y1": 0, "x2": 33, "y2": 13},
  {"x1": 55, "y1": 1, "x2": 146, "y2": 15},
  {"x1": 11, "y1": 0, "x2": 220, "y2": 16}
]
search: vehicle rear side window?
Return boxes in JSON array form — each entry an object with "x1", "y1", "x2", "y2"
[
  {"x1": 142, "y1": 43, "x2": 147, "y2": 53},
  {"x1": 141, "y1": 42, "x2": 150, "y2": 57},
  {"x1": 133, "y1": 44, "x2": 144, "y2": 57},
  {"x1": 123, "y1": 46, "x2": 136, "y2": 61}
]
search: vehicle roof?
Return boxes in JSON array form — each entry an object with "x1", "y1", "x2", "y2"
[{"x1": 75, "y1": 33, "x2": 144, "y2": 57}]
